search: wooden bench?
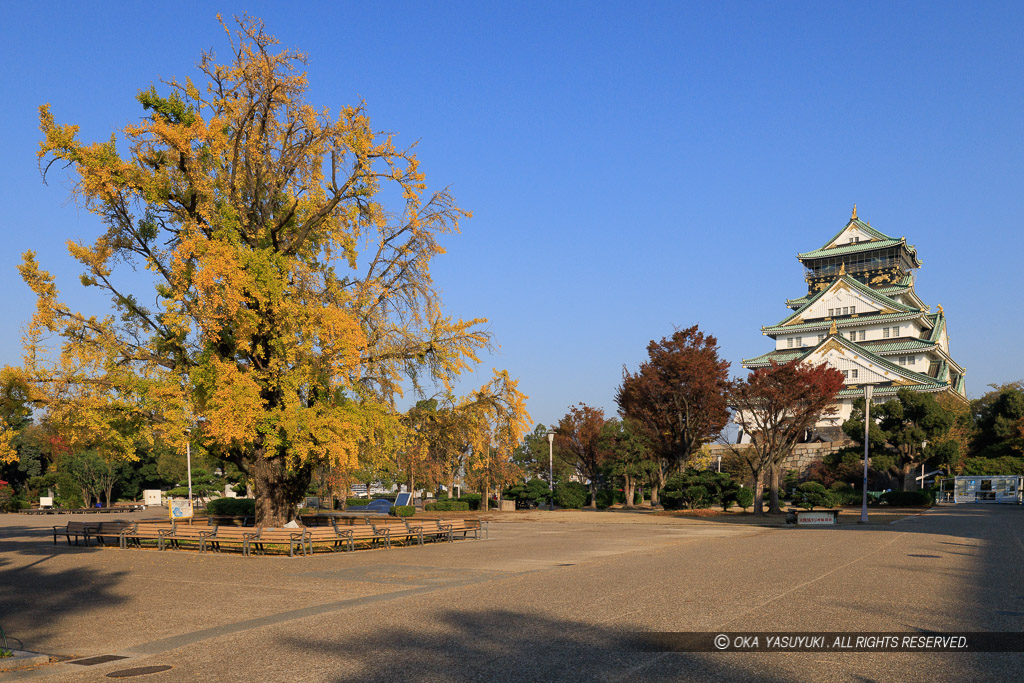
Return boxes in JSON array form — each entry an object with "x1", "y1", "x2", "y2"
[
  {"x1": 443, "y1": 519, "x2": 487, "y2": 540},
  {"x1": 92, "y1": 521, "x2": 135, "y2": 547},
  {"x1": 165, "y1": 524, "x2": 215, "y2": 551},
  {"x1": 53, "y1": 521, "x2": 99, "y2": 546},
  {"x1": 196, "y1": 526, "x2": 256, "y2": 555},
  {"x1": 405, "y1": 519, "x2": 452, "y2": 543},
  {"x1": 304, "y1": 526, "x2": 354, "y2": 554},
  {"x1": 121, "y1": 521, "x2": 175, "y2": 550},
  {"x1": 246, "y1": 528, "x2": 308, "y2": 557},
  {"x1": 366, "y1": 518, "x2": 422, "y2": 548}
]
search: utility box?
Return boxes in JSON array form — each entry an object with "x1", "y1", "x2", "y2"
[
  {"x1": 498, "y1": 500, "x2": 516, "y2": 512},
  {"x1": 143, "y1": 489, "x2": 163, "y2": 507},
  {"x1": 39, "y1": 496, "x2": 53, "y2": 509}
]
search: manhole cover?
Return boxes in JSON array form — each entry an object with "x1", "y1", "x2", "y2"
[
  {"x1": 71, "y1": 655, "x2": 129, "y2": 666},
  {"x1": 907, "y1": 554, "x2": 941, "y2": 558},
  {"x1": 107, "y1": 665, "x2": 173, "y2": 678}
]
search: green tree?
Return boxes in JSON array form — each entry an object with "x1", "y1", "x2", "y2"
[{"x1": 598, "y1": 418, "x2": 656, "y2": 509}]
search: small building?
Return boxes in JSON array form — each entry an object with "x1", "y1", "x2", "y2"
[{"x1": 939, "y1": 476, "x2": 1022, "y2": 504}]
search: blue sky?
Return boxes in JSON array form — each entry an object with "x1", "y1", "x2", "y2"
[{"x1": 1, "y1": 1, "x2": 1022, "y2": 430}]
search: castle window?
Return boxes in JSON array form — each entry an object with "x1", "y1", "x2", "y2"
[
  {"x1": 883, "y1": 328, "x2": 890, "y2": 338},
  {"x1": 851, "y1": 369, "x2": 858, "y2": 378},
  {"x1": 787, "y1": 338, "x2": 793, "y2": 348},
  {"x1": 842, "y1": 307, "x2": 849, "y2": 315},
  {"x1": 818, "y1": 333, "x2": 825, "y2": 342},
  {"x1": 859, "y1": 330, "x2": 865, "y2": 341},
  {"x1": 828, "y1": 308, "x2": 834, "y2": 317},
  {"x1": 850, "y1": 306, "x2": 856, "y2": 314}
]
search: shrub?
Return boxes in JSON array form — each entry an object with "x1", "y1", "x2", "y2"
[
  {"x1": 389, "y1": 505, "x2": 415, "y2": 517},
  {"x1": 879, "y1": 490, "x2": 934, "y2": 506},
  {"x1": 0, "y1": 485, "x2": 24, "y2": 513},
  {"x1": 553, "y1": 482, "x2": 587, "y2": 509},
  {"x1": 733, "y1": 487, "x2": 754, "y2": 509},
  {"x1": 594, "y1": 489, "x2": 616, "y2": 509},
  {"x1": 790, "y1": 482, "x2": 836, "y2": 510},
  {"x1": 663, "y1": 469, "x2": 740, "y2": 510},
  {"x1": 457, "y1": 493, "x2": 482, "y2": 510},
  {"x1": 425, "y1": 501, "x2": 470, "y2": 511},
  {"x1": 206, "y1": 497, "x2": 256, "y2": 516},
  {"x1": 503, "y1": 479, "x2": 551, "y2": 509}
]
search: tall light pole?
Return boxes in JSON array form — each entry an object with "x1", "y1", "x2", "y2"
[
  {"x1": 546, "y1": 430, "x2": 555, "y2": 511},
  {"x1": 185, "y1": 427, "x2": 194, "y2": 514},
  {"x1": 860, "y1": 385, "x2": 872, "y2": 524}
]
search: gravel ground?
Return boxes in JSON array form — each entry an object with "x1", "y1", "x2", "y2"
[{"x1": 1, "y1": 504, "x2": 1021, "y2": 681}]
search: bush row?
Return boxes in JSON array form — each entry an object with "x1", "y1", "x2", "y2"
[
  {"x1": 424, "y1": 501, "x2": 470, "y2": 511},
  {"x1": 389, "y1": 505, "x2": 415, "y2": 517},
  {"x1": 206, "y1": 497, "x2": 256, "y2": 516}
]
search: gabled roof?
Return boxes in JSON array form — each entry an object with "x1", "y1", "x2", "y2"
[
  {"x1": 858, "y1": 338, "x2": 937, "y2": 354},
  {"x1": 765, "y1": 275, "x2": 919, "y2": 331},
  {"x1": 743, "y1": 332, "x2": 951, "y2": 394},
  {"x1": 796, "y1": 217, "x2": 920, "y2": 265},
  {"x1": 762, "y1": 310, "x2": 924, "y2": 336}
]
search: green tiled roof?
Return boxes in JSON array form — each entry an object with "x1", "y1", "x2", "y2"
[
  {"x1": 744, "y1": 333, "x2": 949, "y2": 394},
  {"x1": 740, "y1": 348, "x2": 809, "y2": 367},
  {"x1": 768, "y1": 275, "x2": 919, "y2": 330},
  {"x1": 815, "y1": 218, "x2": 896, "y2": 250},
  {"x1": 858, "y1": 339, "x2": 936, "y2": 354},
  {"x1": 798, "y1": 238, "x2": 904, "y2": 260},
  {"x1": 837, "y1": 384, "x2": 948, "y2": 398}
]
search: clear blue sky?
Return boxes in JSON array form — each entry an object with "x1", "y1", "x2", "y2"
[{"x1": 1, "y1": 1, "x2": 1022, "y2": 430}]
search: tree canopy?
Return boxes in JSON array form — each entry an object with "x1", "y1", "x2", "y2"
[{"x1": 12, "y1": 16, "x2": 523, "y2": 524}]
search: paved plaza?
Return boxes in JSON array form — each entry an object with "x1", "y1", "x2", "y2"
[{"x1": 1, "y1": 505, "x2": 1022, "y2": 681}]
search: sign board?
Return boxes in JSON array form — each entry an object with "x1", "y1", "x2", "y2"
[
  {"x1": 796, "y1": 510, "x2": 838, "y2": 526},
  {"x1": 394, "y1": 492, "x2": 413, "y2": 507},
  {"x1": 169, "y1": 499, "x2": 194, "y2": 520},
  {"x1": 39, "y1": 496, "x2": 53, "y2": 509}
]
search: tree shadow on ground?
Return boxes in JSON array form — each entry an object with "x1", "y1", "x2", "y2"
[
  {"x1": 279, "y1": 609, "x2": 785, "y2": 683},
  {"x1": 0, "y1": 525, "x2": 129, "y2": 653}
]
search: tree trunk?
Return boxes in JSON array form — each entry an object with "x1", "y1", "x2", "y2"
[
  {"x1": 81, "y1": 488, "x2": 92, "y2": 508},
  {"x1": 752, "y1": 468, "x2": 765, "y2": 516},
  {"x1": 105, "y1": 482, "x2": 114, "y2": 508},
  {"x1": 588, "y1": 478, "x2": 598, "y2": 509},
  {"x1": 623, "y1": 475, "x2": 635, "y2": 509},
  {"x1": 650, "y1": 465, "x2": 666, "y2": 507},
  {"x1": 768, "y1": 463, "x2": 781, "y2": 514},
  {"x1": 251, "y1": 455, "x2": 311, "y2": 526}
]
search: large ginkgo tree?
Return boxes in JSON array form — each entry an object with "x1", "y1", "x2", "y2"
[{"x1": 13, "y1": 16, "x2": 518, "y2": 524}]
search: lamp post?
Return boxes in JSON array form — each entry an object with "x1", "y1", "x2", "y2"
[
  {"x1": 185, "y1": 427, "x2": 193, "y2": 513},
  {"x1": 546, "y1": 430, "x2": 555, "y2": 511},
  {"x1": 859, "y1": 385, "x2": 872, "y2": 524}
]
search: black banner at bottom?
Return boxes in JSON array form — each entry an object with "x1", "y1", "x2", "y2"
[{"x1": 629, "y1": 632, "x2": 1024, "y2": 653}]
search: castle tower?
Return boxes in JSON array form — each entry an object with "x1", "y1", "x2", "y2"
[{"x1": 741, "y1": 208, "x2": 967, "y2": 437}]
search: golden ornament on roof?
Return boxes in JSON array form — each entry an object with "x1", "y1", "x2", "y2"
[
  {"x1": 829, "y1": 319, "x2": 837, "y2": 335},
  {"x1": 838, "y1": 262, "x2": 846, "y2": 276},
  {"x1": 851, "y1": 204, "x2": 858, "y2": 220}
]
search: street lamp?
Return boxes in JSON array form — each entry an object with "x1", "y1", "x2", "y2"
[
  {"x1": 185, "y1": 427, "x2": 193, "y2": 514},
  {"x1": 859, "y1": 385, "x2": 872, "y2": 524},
  {"x1": 546, "y1": 430, "x2": 555, "y2": 511}
]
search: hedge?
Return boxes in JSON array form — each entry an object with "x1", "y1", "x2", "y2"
[
  {"x1": 554, "y1": 482, "x2": 587, "y2": 509},
  {"x1": 880, "y1": 490, "x2": 934, "y2": 506},
  {"x1": 389, "y1": 505, "x2": 415, "y2": 517},
  {"x1": 425, "y1": 501, "x2": 470, "y2": 511},
  {"x1": 206, "y1": 498, "x2": 256, "y2": 516}
]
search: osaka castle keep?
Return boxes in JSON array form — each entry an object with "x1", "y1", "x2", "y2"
[{"x1": 742, "y1": 207, "x2": 967, "y2": 437}]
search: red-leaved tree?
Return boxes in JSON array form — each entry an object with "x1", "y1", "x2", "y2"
[
  {"x1": 616, "y1": 326, "x2": 730, "y2": 506},
  {"x1": 555, "y1": 403, "x2": 608, "y2": 509},
  {"x1": 729, "y1": 361, "x2": 845, "y2": 514}
]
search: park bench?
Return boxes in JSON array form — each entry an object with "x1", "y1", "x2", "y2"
[
  {"x1": 366, "y1": 517, "x2": 422, "y2": 548},
  {"x1": 405, "y1": 518, "x2": 452, "y2": 543},
  {"x1": 164, "y1": 524, "x2": 215, "y2": 551},
  {"x1": 92, "y1": 521, "x2": 135, "y2": 547},
  {"x1": 199, "y1": 526, "x2": 257, "y2": 555},
  {"x1": 303, "y1": 526, "x2": 354, "y2": 554},
  {"x1": 443, "y1": 519, "x2": 487, "y2": 540},
  {"x1": 246, "y1": 527, "x2": 308, "y2": 557},
  {"x1": 120, "y1": 521, "x2": 175, "y2": 550},
  {"x1": 53, "y1": 521, "x2": 99, "y2": 546}
]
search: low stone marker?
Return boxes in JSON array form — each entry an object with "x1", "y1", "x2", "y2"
[{"x1": 786, "y1": 509, "x2": 840, "y2": 526}]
